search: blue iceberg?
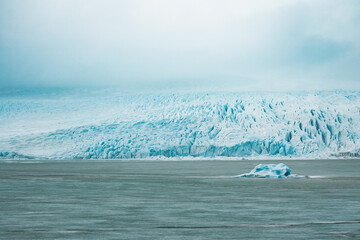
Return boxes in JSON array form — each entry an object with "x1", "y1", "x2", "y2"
[{"x1": 235, "y1": 163, "x2": 304, "y2": 178}]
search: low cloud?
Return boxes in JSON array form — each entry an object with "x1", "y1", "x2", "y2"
[{"x1": 0, "y1": 0, "x2": 359, "y2": 91}]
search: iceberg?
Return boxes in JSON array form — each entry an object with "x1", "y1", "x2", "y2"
[{"x1": 235, "y1": 163, "x2": 304, "y2": 178}]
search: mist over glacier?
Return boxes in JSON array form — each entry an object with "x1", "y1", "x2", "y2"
[{"x1": 1, "y1": 88, "x2": 359, "y2": 159}]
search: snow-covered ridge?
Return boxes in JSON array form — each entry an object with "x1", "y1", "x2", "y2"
[{"x1": 0, "y1": 89, "x2": 359, "y2": 159}]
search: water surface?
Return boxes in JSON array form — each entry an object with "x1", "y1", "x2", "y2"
[{"x1": 0, "y1": 159, "x2": 359, "y2": 239}]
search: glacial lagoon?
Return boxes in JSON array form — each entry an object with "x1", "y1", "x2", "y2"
[{"x1": 0, "y1": 159, "x2": 359, "y2": 239}]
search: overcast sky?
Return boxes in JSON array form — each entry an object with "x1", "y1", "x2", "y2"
[{"x1": 0, "y1": 0, "x2": 359, "y2": 91}]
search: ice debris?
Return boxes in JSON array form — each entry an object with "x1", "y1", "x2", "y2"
[{"x1": 235, "y1": 163, "x2": 304, "y2": 178}]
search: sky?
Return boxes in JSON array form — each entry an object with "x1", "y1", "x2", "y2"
[{"x1": 0, "y1": 0, "x2": 359, "y2": 91}]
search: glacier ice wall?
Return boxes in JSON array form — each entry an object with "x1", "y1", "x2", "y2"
[{"x1": 0, "y1": 89, "x2": 360, "y2": 159}]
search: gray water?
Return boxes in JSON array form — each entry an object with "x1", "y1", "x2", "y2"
[{"x1": 0, "y1": 159, "x2": 359, "y2": 239}]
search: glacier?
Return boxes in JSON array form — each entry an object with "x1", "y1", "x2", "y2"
[
  {"x1": 0, "y1": 88, "x2": 360, "y2": 159},
  {"x1": 234, "y1": 163, "x2": 304, "y2": 178}
]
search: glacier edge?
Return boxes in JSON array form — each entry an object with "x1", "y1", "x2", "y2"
[{"x1": 1, "y1": 90, "x2": 360, "y2": 160}]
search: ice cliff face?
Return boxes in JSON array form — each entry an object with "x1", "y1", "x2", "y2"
[{"x1": 0, "y1": 89, "x2": 359, "y2": 159}]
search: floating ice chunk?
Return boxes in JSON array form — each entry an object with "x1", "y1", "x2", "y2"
[{"x1": 235, "y1": 163, "x2": 304, "y2": 178}]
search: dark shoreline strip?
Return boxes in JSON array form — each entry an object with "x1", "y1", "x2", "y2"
[{"x1": 158, "y1": 220, "x2": 360, "y2": 229}]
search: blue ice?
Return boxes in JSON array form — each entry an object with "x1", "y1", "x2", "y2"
[{"x1": 235, "y1": 163, "x2": 303, "y2": 178}]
